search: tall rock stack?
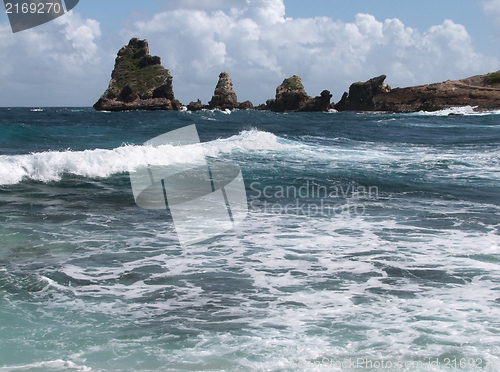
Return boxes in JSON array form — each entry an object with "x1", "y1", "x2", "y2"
[
  {"x1": 187, "y1": 72, "x2": 253, "y2": 111},
  {"x1": 93, "y1": 38, "x2": 182, "y2": 111},
  {"x1": 207, "y1": 72, "x2": 253, "y2": 110},
  {"x1": 208, "y1": 72, "x2": 239, "y2": 110}
]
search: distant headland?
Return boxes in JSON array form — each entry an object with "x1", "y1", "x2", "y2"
[{"x1": 94, "y1": 38, "x2": 500, "y2": 113}]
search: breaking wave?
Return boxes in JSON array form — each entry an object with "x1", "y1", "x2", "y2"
[{"x1": 0, "y1": 130, "x2": 282, "y2": 185}]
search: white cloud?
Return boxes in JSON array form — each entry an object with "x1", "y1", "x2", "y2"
[
  {"x1": 483, "y1": 0, "x2": 500, "y2": 42},
  {"x1": 0, "y1": 12, "x2": 104, "y2": 106},
  {"x1": 122, "y1": 0, "x2": 499, "y2": 105},
  {"x1": 1, "y1": 0, "x2": 499, "y2": 106},
  {"x1": 164, "y1": 0, "x2": 248, "y2": 11},
  {"x1": 484, "y1": 0, "x2": 500, "y2": 24}
]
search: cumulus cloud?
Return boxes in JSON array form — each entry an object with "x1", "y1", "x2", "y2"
[
  {"x1": 484, "y1": 0, "x2": 500, "y2": 16},
  {"x1": 484, "y1": 0, "x2": 500, "y2": 27},
  {"x1": 0, "y1": 11, "x2": 104, "y2": 106},
  {"x1": 164, "y1": 0, "x2": 248, "y2": 10},
  {"x1": 122, "y1": 0, "x2": 499, "y2": 105},
  {"x1": 1, "y1": 0, "x2": 498, "y2": 106}
]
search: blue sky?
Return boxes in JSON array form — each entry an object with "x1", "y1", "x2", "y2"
[{"x1": 1, "y1": 0, "x2": 500, "y2": 106}]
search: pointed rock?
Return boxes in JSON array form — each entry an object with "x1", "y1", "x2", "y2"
[
  {"x1": 93, "y1": 38, "x2": 182, "y2": 111},
  {"x1": 208, "y1": 72, "x2": 239, "y2": 110}
]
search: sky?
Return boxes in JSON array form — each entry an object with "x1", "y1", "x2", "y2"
[{"x1": 1, "y1": 0, "x2": 500, "y2": 107}]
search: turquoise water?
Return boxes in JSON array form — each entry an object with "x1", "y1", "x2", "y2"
[{"x1": 0, "y1": 107, "x2": 500, "y2": 371}]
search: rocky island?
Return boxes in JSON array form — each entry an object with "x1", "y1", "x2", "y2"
[
  {"x1": 263, "y1": 75, "x2": 332, "y2": 112},
  {"x1": 93, "y1": 38, "x2": 182, "y2": 111},
  {"x1": 334, "y1": 73, "x2": 500, "y2": 113},
  {"x1": 93, "y1": 38, "x2": 335, "y2": 112},
  {"x1": 188, "y1": 73, "x2": 332, "y2": 112},
  {"x1": 187, "y1": 72, "x2": 253, "y2": 111},
  {"x1": 94, "y1": 37, "x2": 500, "y2": 113}
]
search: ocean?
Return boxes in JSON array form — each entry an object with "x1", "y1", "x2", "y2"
[{"x1": 0, "y1": 106, "x2": 499, "y2": 371}]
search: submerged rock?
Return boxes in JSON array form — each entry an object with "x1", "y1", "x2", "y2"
[
  {"x1": 335, "y1": 72, "x2": 500, "y2": 112},
  {"x1": 93, "y1": 38, "x2": 182, "y2": 111}
]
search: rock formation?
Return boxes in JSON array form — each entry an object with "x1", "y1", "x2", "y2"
[
  {"x1": 265, "y1": 75, "x2": 309, "y2": 112},
  {"x1": 239, "y1": 100, "x2": 254, "y2": 110},
  {"x1": 186, "y1": 99, "x2": 204, "y2": 112},
  {"x1": 334, "y1": 72, "x2": 500, "y2": 113},
  {"x1": 208, "y1": 72, "x2": 239, "y2": 109},
  {"x1": 297, "y1": 90, "x2": 333, "y2": 112},
  {"x1": 265, "y1": 75, "x2": 332, "y2": 112},
  {"x1": 188, "y1": 72, "x2": 253, "y2": 111},
  {"x1": 95, "y1": 38, "x2": 500, "y2": 114},
  {"x1": 93, "y1": 38, "x2": 182, "y2": 111}
]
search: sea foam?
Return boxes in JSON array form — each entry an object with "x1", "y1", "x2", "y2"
[
  {"x1": 0, "y1": 360, "x2": 91, "y2": 371},
  {"x1": 416, "y1": 105, "x2": 500, "y2": 116},
  {"x1": 0, "y1": 130, "x2": 281, "y2": 185}
]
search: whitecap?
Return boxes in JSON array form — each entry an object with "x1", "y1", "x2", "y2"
[
  {"x1": 0, "y1": 130, "x2": 283, "y2": 185},
  {"x1": 0, "y1": 360, "x2": 91, "y2": 371},
  {"x1": 415, "y1": 105, "x2": 500, "y2": 116}
]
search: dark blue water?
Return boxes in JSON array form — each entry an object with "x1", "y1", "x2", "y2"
[{"x1": 0, "y1": 107, "x2": 500, "y2": 371}]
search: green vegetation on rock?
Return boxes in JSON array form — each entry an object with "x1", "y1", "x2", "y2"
[
  {"x1": 112, "y1": 53, "x2": 171, "y2": 95},
  {"x1": 485, "y1": 72, "x2": 500, "y2": 85},
  {"x1": 282, "y1": 75, "x2": 304, "y2": 91},
  {"x1": 93, "y1": 38, "x2": 181, "y2": 111}
]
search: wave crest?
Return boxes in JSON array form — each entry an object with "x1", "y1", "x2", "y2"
[
  {"x1": 416, "y1": 105, "x2": 500, "y2": 116},
  {"x1": 0, "y1": 130, "x2": 281, "y2": 185}
]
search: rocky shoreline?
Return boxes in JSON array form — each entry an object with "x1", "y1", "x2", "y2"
[
  {"x1": 334, "y1": 74, "x2": 500, "y2": 113},
  {"x1": 94, "y1": 38, "x2": 500, "y2": 113}
]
